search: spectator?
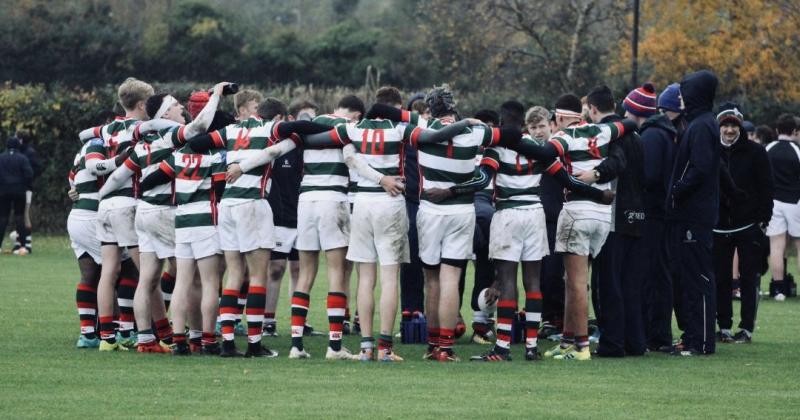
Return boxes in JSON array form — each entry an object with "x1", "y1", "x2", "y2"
[
  {"x1": 640, "y1": 83, "x2": 680, "y2": 352},
  {"x1": 764, "y1": 114, "x2": 800, "y2": 300},
  {"x1": 712, "y1": 104, "x2": 772, "y2": 344},
  {"x1": 666, "y1": 70, "x2": 720, "y2": 356},
  {"x1": 743, "y1": 121, "x2": 756, "y2": 143},
  {"x1": 14, "y1": 129, "x2": 41, "y2": 253},
  {"x1": 0, "y1": 137, "x2": 33, "y2": 254}
]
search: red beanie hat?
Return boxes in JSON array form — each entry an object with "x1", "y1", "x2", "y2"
[
  {"x1": 187, "y1": 91, "x2": 210, "y2": 119},
  {"x1": 623, "y1": 82, "x2": 657, "y2": 118}
]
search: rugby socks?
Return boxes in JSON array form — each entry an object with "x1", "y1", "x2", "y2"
[
  {"x1": 138, "y1": 329, "x2": 156, "y2": 345},
  {"x1": 76, "y1": 283, "x2": 97, "y2": 339},
  {"x1": 378, "y1": 334, "x2": 393, "y2": 353},
  {"x1": 427, "y1": 327, "x2": 440, "y2": 353},
  {"x1": 576, "y1": 335, "x2": 590, "y2": 350},
  {"x1": 494, "y1": 300, "x2": 515, "y2": 355},
  {"x1": 173, "y1": 333, "x2": 187, "y2": 346},
  {"x1": 472, "y1": 310, "x2": 490, "y2": 336},
  {"x1": 154, "y1": 318, "x2": 173, "y2": 344},
  {"x1": 524, "y1": 292, "x2": 542, "y2": 350},
  {"x1": 160, "y1": 272, "x2": 176, "y2": 311},
  {"x1": 99, "y1": 316, "x2": 116, "y2": 343},
  {"x1": 116, "y1": 276, "x2": 138, "y2": 335},
  {"x1": 245, "y1": 286, "x2": 266, "y2": 344},
  {"x1": 219, "y1": 289, "x2": 239, "y2": 342},
  {"x1": 290, "y1": 291, "x2": 310, "y2": 350},
  {"x1": 202, "y1": 332, "x2": 217, "y2": 350},
  {"x1": 188, "y1": 330, "x2": 202, "y2": 349},
  {"x1": 264, "y1": 312, "x2": 276, "y2": 325},
  {"x1": 439, "y1": 328, "x2": 455, "y2": 354},
  {"x1": 327, "y1": 292, "x2": 347, "y2": 351},
  {"x1": 561, "y1": 331, "x2": 575, "y2": 349},
  {"x1": 236, "y1": 281, "x2": 248, "y2": 327},
  {"x1": 360, "y1": 336, "x2": 375, "y2": 355}
]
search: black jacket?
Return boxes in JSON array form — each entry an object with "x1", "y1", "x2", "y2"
[
  {"x1": 19, "y1": 143, "x2": 42, "y2": 186},
  {"x1": 404, "y1": 145, "x2": 420, "y2": 203},
  {"x1": 640, "y1": 114, "x2": 677, "y2": 220},
  {"x1": 594, "y1": 114, "x2": 645, "y2": 237},
  {"x1": 765, "y1": 137, "x2": 800, "y2": 203},
  {"x1": 717, "y1": 136, "x2": 773, "y2": 230},
  {"x1": 666, "y1": 70, "x2": 721, "y2": 229},
  {"x1": 267, "y1": 148, "x2": 302, "y2": 228},
  {"x1": 0, "y1": 146, "x2": 34, "y2": 195}
]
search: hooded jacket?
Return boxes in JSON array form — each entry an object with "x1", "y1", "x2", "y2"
[
  {"x1": 640, "y1": 114, "x2": 677, "y2": 219},
  {"x1": 717, "y1": 134, "x2": 773, "y2": 230},
  {"x1": 0, "y1": 138, "x2": 34, "y2": 195},
  {"x1": 666, "y1": 70, "x2": 721, "y2": 229}
]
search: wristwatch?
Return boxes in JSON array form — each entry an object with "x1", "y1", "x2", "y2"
[{"x1": 593, "y1": 169, "x2": 601, "y2": 181}]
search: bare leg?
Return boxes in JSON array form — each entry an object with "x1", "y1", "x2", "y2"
[
  {"x1": 97, "y1": 245, "x2": 122, "y2": 341},
  {"x1": 265, "y1": 258, "x2": 286, "y2": 317},
  {"x1": 197, "y1": 254, "x2": 221, "y2": 333},
  {"x1": 133, "y1": 251, "x2": 161, "y2": 332},
  {"x1": 357, "y1": 263, "x2": 377, "y2": 338},
  {"x1": 378, "y1": 264, "x2": 400, "y2": 336},
  {"x1": 424, "y1": 267, "x2": 440, "y2": 331},
  {"x1": 438, "y1": 263, "x2": 463, "y2": 337},
  {"x1": 563, "y1": 254, "x2": 589, "y2": 337},
  {"x1": 326, "y1": 247, "x2": 348, "y2": 293},
  {"x1": 171, "y1": 258, "x2": 197, "y2": 336},
  {"x1": 769, "y1": 234, "x2": 786, "y2": 281}
]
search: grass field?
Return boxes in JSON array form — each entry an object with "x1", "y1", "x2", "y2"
[{"x1": 0, "y1": 236, "x2": 798, "y2": 419}]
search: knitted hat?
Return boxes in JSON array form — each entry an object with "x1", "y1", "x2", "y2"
[
  {"x1": 716, "y1": 102, "x2": 744, "y2": 127},
  {"x1": 742, "y1": 120, "x2": 755, "y2": 133},
  {"x1": 657, "y1": 83, "x2": 682, "y2": 113},
  {"x1": 623, "y1": 82, "x2": 657, "y2": 118},
  {"x1": 188, "y1": 91, "x2": 210, "y2": 119},
  {"x1": 6, "y1": 136, "x2": 21, "y2": 149}
]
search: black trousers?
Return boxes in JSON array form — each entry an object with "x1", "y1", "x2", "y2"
[
  {"x1": 540, "y1": 219, "x2": 565, "y2": 325},
  {"x1": 667, "y1": 222, "x2": 716, "y2": 354},
  {"x1": 459, "y1": 193, "x2": 494, "y2": 311},
  {"x1": 591, "y1": 231, "x2": 647, "y2": 356},
  {"x1": 400, "y1": 200, "x2": 424, "y2": 312},
  {"x1": 713, "y1": 225, "x2": 764, "y2": 332},
  {"x1": 643, "y1": 218, "x2": 674, "y2": 348},
  {"x1": 0, "y1": 193, "x2": 26, "y2": 249}
]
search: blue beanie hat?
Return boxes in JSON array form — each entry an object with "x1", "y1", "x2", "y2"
[
  {"x1": 742, "y1": 121, "x2": 755, "y2": 133},
  {"x1": 657, "y1": 83, "x2": 681, "y2": 113}
]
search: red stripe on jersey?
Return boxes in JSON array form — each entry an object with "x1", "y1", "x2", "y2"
[
  {"x1": 209, "y1": 131, "x2": 225, "y2": 148},
  {"x1": 93, "y1": 126, "x2": 101, "y2": 138},
  {"x1": 400, "y1": 110, "x2": 411, "y2": 123},
  {"x1": 85, "y1": 152, "x2": 105, "y2": 161},
  {"x1": 614, "y1": 121, "x2": 625, "y2": 137},
  {"x1": 480, "y1": 157, "x2": 499, "y2": 171},
  {"x1": 331, "y1": 128, "x2": 345, "y2": 146},
  {"x1": 177, "y1": 126, "x2": 187, "y2": 143},
  {"x1": 68, "y1": 169, "x2": 76, "y2": 181},
  {"x1": 271, "y1": 122, "x2": 281, "y2": 140},
  {"x1": 548, "y1": 139, "x2": 565, "y2": 157},
  {"x1": 289, "y1": 133, "x2": 302, "y2": 147},
  {"x1": 123, "y1": 158, "x2": 139, "y2": 172},
  {"x1": 545, "y1": 160, "x2": 564, "y2": 175},
  {"x1": 158, "y1": 160, "x2": 176, "y2": 178},
  {"x1": 491, "y1": 127, "x2": 501, "y2": 146},
  {"x1": 409, "y1": 127, "x2": 422, "y2": 148},
  {"x1": 211, "y1": 173, "x2": 225, "y2": 183}
]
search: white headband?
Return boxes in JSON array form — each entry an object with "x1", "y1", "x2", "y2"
[
  {"x1": 555, "y1": 108, "x2": 583, "y2": 119},
  {"x1": 154, "y1": 95, "x2": 178, "y2": 120}
]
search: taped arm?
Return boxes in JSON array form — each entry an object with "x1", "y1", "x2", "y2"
[
  {"x1": 98, "y1": 162, "x2": 136, "y2": 199},
  {"x1": 238, "y1": 141, "x2": 298, "y2": 173},
  {"x1": 342, "y1": 143, "x2": 385, "y2": 184},
  {"x1": 449, "y1": 165, "x2": 496, "y2": 196}
]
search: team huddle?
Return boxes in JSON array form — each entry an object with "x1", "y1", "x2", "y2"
[{"x1": 68, "y1": 71, "x2": 722, "y2": 362}]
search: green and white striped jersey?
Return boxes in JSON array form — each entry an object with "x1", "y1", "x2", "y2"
[
  {"x1": 209, "y1": 116, "x2": 282, "y2": 203},
  {"x1": 481, "y1": 135, "x2": 546, "y2": 210},
  {"x1": 84, "y1": 117, "x2": 139, "y2": 205},
  {"x1": 331, "y1": 118, "x2": 422, "y2": 202},
  {"x1": 159, "y1": 144, "x2": 226, "y2": 243},
  {"x1": 416, "y1": 117, "x2": 501, "y2": 214},
  {"x1": 69, "y1": 142, "x2": 101, "y2": 212},
  {"x1": 301, "y1": 114, "x2": 352, "y2": 202},
  {"x1": 125, "y1": 126, "x2": 187, "y2": 206},
  {"x1": 548, "y1": 121, "x2": 625, "y2": 212}
]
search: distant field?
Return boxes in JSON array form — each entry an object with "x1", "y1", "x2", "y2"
[{"x1": 0, "y1": 236, "x2": 798, "y2": 419}]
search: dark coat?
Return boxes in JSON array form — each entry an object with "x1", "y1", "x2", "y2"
[
  {"x1": 640, "y1": 114, "x2": 677, "y2": 220},
  {"x1": 0, "y1": 141, "x2": 34, "y2": 195},
  {"x1": 666, "y1": 70, "x2": 721, "y2": 229},
  {"x1": 717, "y1": 136, "x2": 774, "y2": 229}
]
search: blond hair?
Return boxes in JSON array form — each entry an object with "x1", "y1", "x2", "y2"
[
  {"x1": 117, "y1": 77, "x2": 154, "y2": 111},
  {"x1": 234, "y1": 89, "x2": 264, "y2": 111},
  {"x1": 525, "y1": 106, "x2": 550, "y2": 126}
]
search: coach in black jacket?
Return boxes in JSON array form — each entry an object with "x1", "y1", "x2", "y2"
[
  {"x1": 666, "y1": 70, "x2": 720, "y2": 355},
  {"x1": 0, "y1": 137, "x2": 33, "y2": 250},
  {"x1": 712, "y1": 104, "x2": 773, "y2": 344}
]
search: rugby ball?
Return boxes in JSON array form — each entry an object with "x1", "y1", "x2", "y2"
[{"x1": 477, "y1": 288, "x2": 497, "y2": 315}]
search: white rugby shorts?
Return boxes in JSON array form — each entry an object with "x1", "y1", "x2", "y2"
[{"x1": 347, "y1": 199, "x2": 409, "y2": 265}]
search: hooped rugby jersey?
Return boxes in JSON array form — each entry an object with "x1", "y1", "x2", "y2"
[
  {"x1": 69, "y1": 142, "x2": 101, "y2": 212},
  {"x1": 124, "y1": 126, "x2": 188, "y2": 206},
  {"x1": 548, "y1": 121, "x2": 626, "y2": 212},
  {"x1": 330, "y1": 118, "x2": 424, "y2": 202},
  {"x1": 415, "y1": 117, "x2": 501, "y2": 213},
  {"x1": 84, "y1": 117, "x2": 139, "y2": 202},
  {"x1": 208, "y1": 116, "x2": 288, "y2": 204},
  {"x1": 301, "y1": 114, "x2": 352, "y2": 201},
  {"x1": 159, "y1": 144, "x2": 226, "y2": 243},
  {"x1": 481, "y1": 135, "x2": 550, "y2": 211}
]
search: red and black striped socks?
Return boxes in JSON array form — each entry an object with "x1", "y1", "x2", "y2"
[
  {"x1": 327, "y1": 292, "x2": 347, "y2": 351},
  {"x1": 245, "y1": 286, "x2": 266, "y2": 344},
  {"x1": 219, "y1": 288, "x2": 239, "y2": 342},
  {"x1": 576, "y1": 335, "x2": 590, "y2": 350},
  {"x1": 155, "y1": 318, "x2": 173, "y2": 344},
  {"x1": 524, "y1": 292, "x2": 542, "y2": 350},
  {"x1": 116, "y1": 276, "x2": 138, "y2": 337},
  {"x1": 99, "y1": 315, "x2": 116, "y2": 343},
  {"x1": 427, "y1": 327, "x2": 440, "y2": 353},
  {"x1": 378, "y1": 334, "x2": 393, "y2": 353},
  {"x1": 561, "y1": 331, "x2": 575, "y2": 349},
  {"x1": 495, "y1": 300, "x2": 516, "y2": 355},
  {"x1": 236, "y1": 281, "x2": 248, "y2": 328},
  {"x1": 291, "y1": 291, "x2": 310, "y2": 350},
  {"x1": 160, "y1": 272, "x2": 175, "y2": 311},
  {"x1": 76, "y1": 283, "x2": 97, "y2": 339}
]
